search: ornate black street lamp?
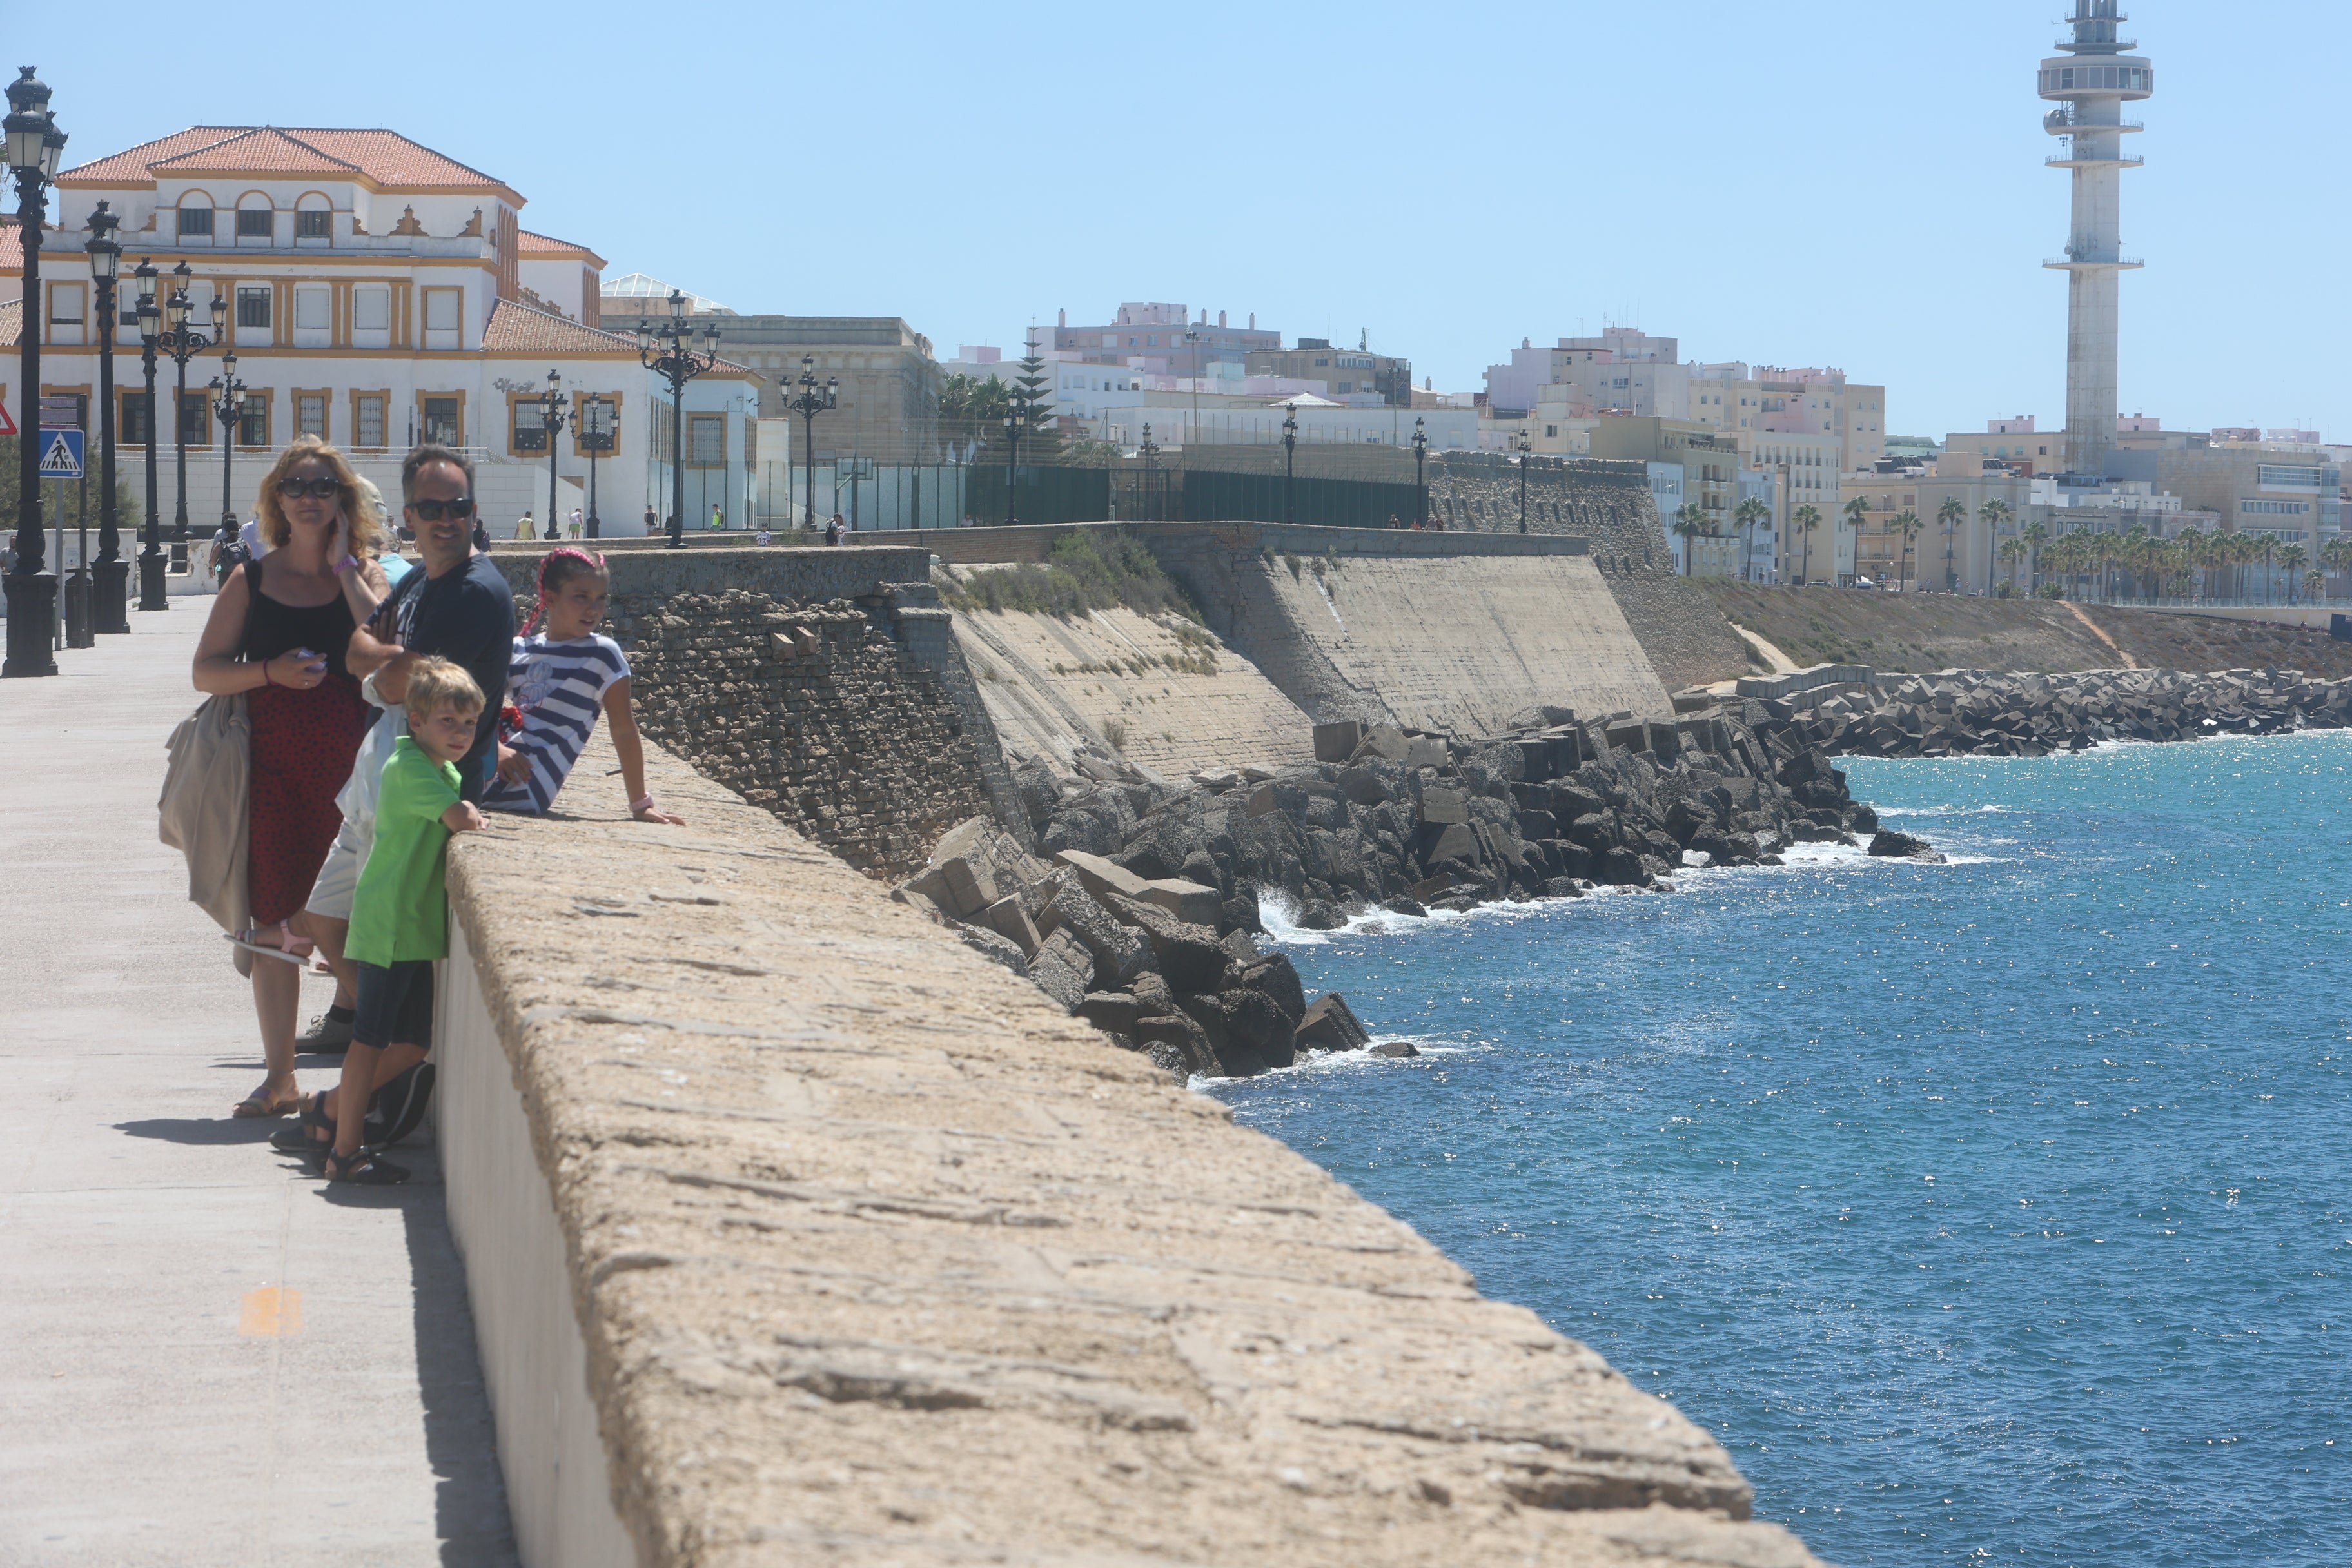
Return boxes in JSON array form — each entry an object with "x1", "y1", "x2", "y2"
[
  {"x1": 1281, "y1": 402, "x2": 1298, "y2": 525},
  {"x1": 1001, "y1": 403, "x2": 1032, "y2": 526},
  {"x1": 580, "y1": 393, "x2": 614, "y2": 538},
  {"x1": 4, "y1": 66, "x2": 65, "y2": 678},
  {"x1": 85, "y1": 200, "x2": 128, "y2": 633},
  {"x1": 1516, "y1": 429, "x2": 1533, "y2": 534},
  {"x1": 634, "y1": 289, "x2": 719, "y2": 548},
  {"x1": 1410, "y1": 417, "x2": 1429, "y2": 528},
  {"x1": 133, "y1": 260, "x2": 168, "y2": 611},
  {"x1": 161, "y1": 260, "x2": 226, "y2": 552},
  {"x1": 779, "y1": 353, "x2": 837, "y2": 534},
  {"x1": 208, "y1": 350, "x2": 248, "y2": 531},
  {"x1": 1137, "y1": 423, "x2": 1160, "y2": 522},
  {"x1": 529, "y1": 368, "x2": 569, "y2": 540}
]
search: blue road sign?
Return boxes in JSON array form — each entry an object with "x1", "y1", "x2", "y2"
[{"x1": 37, "y1": 428, "x2": 84, "y2": 479}]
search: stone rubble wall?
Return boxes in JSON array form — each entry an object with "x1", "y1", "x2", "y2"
[{"x1": 489, "y1": 546, "x2": 1028, "y2": 879}]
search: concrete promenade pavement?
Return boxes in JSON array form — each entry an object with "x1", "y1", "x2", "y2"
[{"x1": 0, "y1": 596, "x2": 516, "y2": 1565}]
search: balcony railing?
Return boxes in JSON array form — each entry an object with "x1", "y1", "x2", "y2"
[
  {"x1": 2047, "y1": 150, "x2": 2146, "y2": 167},
  {"x1": 2044, "y1": 108, "x2": 2145, "y2": 132},
  {"x1": 2044, "y1": 252, "x2": 2145, "y2": 267}
]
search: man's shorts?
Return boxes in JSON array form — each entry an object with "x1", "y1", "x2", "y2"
[
  {"x1": 353, "y1": 959, "x2": 435, "y2": 1052},
  {"x1": 305, "y1": 819, "x2": 371, "y2": 922}
]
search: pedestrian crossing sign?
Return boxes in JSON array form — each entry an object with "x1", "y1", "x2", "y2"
[{"x1": 37, "y1": 428, "x2": 84, "y2": 479}]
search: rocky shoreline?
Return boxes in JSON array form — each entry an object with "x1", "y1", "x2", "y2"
[
  {"x1": 896, "y1": 696, "x2": 1919, "y2": 1080},
  {"x1": 1767, "y1": 665, "x2": 2352, "y2": 759}
]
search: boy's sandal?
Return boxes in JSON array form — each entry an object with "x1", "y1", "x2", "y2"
[
  {"x1": 270, "y1": 1092, "x2": 339, "y2": 1154},
  {"x1": 325, "y1": 1148, "x2": 409, "y2": 1186},
  {"x1": 231, "y1": 1083, "x2": 302, "y2": 1119}
]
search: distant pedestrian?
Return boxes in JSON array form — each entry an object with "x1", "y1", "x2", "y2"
[
  {"x1": 709, "y1": 504, "x2": 723, "y2": 531},
  {"x1": 960, "y1": 513, "x2": 975, "y2": 529},
  {"x1": 756, "y1": 525, "x2": 772, "y2": 546},
  {"x1": 1387, "y1": 513, "x2": 1402, "y2": 529},
  {"x1": 642, "y1": 504, "x2": 657, "y2": 537},
  {"x1": 823, "y1": 515, "x2": 843, "y2": 546},
  {"x1": 517, "y1": 510, "x2": 535, "y2": 542},
  {"x1": 568, "y1": 507, "x2": 583, "y2": 540}
]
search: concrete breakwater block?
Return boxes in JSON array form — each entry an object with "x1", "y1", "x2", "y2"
[{"x1": 1313, "y1": 718, "x2": 1366, "y2": 761}]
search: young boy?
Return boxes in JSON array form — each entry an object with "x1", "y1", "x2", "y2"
[{"x1": 329, "y1": 657, "x2": 485, "y2": 1184}]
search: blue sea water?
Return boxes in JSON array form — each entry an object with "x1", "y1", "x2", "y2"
[{"x1": 1217, "y1": 733, "x2": 2351, "y2": 1566}]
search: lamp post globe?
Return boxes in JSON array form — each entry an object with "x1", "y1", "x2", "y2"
[
  {"x1": 533, "y1": 368, "x2": 569, "y2": 542},
  {"x1": 132, "y1": 259, "x2": 168, "y2": 610},
  {"x1": 4, "y1": 65, "x2": 64, "y2": 678}
]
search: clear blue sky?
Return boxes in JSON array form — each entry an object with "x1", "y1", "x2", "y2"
[{"x1": 23, "y1": 1, "x2": 2342, "y2": 442}]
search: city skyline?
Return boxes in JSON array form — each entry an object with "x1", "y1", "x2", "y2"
[{"x1": 15, "y1": 1, "x2": 2344, "y2": 443}]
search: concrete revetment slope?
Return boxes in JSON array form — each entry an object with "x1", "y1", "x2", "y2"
[{"x1": 439, "y1": 729, "x2": 1821, "y2": 1568}]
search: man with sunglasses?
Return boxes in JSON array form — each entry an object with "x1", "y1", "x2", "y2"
[{"x1": 292, "y1": 446, "x2": 516, "y2": 1057}]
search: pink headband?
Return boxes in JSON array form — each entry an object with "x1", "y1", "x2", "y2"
[{"x1": 524, "y1": 547, "x2": 607, "y2": 634}]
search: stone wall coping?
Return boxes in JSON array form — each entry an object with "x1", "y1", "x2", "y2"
[
  {"x1": 914, "y1": 519, "x2": 1590, "y2": 565},
  {"x1": 440, "y1": 728, "x2": 1821, "y2": 1567}
]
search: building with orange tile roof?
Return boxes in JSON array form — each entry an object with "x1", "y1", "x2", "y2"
[{"x1": 3, "y1": 126, "x2": 758, "y2": 538}]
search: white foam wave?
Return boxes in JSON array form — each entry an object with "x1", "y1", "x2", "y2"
[
  {"x1": 1191, "y1": 1034, "x2": 1463, "y2": 1088},
  {"x1": 1875, "y1": 803, "x2": 2018, "y2": 818}
]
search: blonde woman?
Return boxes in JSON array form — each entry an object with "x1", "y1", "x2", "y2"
[{"x1": 191, "y1": 435, "x2": 391, "y2": 1118}]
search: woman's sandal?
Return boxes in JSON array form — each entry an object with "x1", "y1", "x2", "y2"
[
  {"x1": 324, "y1": 1148, "x2": 409, "y2": 1186},
  {"x1": 232, "y1": 1083, "x2": 303, "y2": 1119},
  {"x1": 224, "y1": 926, "x2": 308, "y2": 966}
]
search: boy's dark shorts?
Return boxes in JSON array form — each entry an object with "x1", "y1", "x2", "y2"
[{"x1": 353, "y1": 959, "x2": 435, "y2": 1051}]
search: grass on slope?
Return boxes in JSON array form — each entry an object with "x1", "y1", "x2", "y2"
[{"x1": 937, "y1": 529, "x2": 1202, "y2": 623}]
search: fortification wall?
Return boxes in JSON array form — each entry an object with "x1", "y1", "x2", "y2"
[
  {"x1": 1137, "y1": 525, "x2": 1676, "y2": 731},
  {"x1": 945, "y1": 591, "x2": 1318, "y2": 776},
  {"x1": 436, "y1": 725, "x2": 1825, "y2": 1568}
]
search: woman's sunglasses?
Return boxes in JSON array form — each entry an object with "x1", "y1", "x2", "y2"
[
  {"x1": 276, "y1": 476, "x2": 345, "y2": 500},
  {"x1": 407, "y1": 498, "x2": 476, "y2": 520}
]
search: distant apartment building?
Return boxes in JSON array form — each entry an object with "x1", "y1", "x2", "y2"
[
  {"x1": 1047, "y1": 302, "x2": 1279, "y2": 377},
  {"x1": 1589, "y1": 416, "x2": 1742, "y2": 577},
  {"x1": 1242, "y1": 339, "x2": 1412, "y2": 406},
  {"x1": 602, "y1": 293, "x2": 947, "y2": 464},
  {"x1": 1485, "y1": 328, "x2": 1887, "y2": 475},
  {"x1": 2112, "y1": 444, "x2": 2339, "y2": 549},
  {"x1": 1839, "y1": 456, "x2": 2037, "y2": 593}
]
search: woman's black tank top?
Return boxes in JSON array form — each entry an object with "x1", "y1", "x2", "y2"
[{"x1": 238, "y1": 559, "x2": 358, "y2": 680}]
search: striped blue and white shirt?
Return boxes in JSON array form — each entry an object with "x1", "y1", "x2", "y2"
[{"x1": 481, "y1": 633, "x2": 630, "y2": 816}]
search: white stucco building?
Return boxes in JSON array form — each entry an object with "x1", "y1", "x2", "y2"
[{"x1": 3, "y1": 124, "x2": 758, "y2": 535}]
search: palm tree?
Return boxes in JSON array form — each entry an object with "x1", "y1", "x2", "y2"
[
  {"x1": 2307, "y1": 568, "x2": 2327, "y2": 603},
  {"x1": 1733, "y1": 496, "x2": 1770, "y2": 582},
  {"x1": 2325, "y1": 534, "x2": 2352, "y2": 600},
  {"x1": 1936, "y1": 496, "x2": 1965, "y2": 591},
  {"x1": 1791, "y1": 504, "x2": 1822, "y2": 585},
  {"x1": 2021, "y1": 521, "x2": 2050, "y2": 596},
  {"x1": 1998, "y1": 536, "x2": 2026, "y2": 597},
  {"x1": 2261, "y1": 533, "x2": 2278, "y2": 604},
  {"x1": 1670, "y1": 502, "x2": 1712, "y2": 578},
  {"x1": 2277, "y1": 542, "x2": 2308, "y2": 605},
  {"x1": 1890, "y1": 509, "x2": 1923, "y2": 591},
  {"x1": 1841, "y1": 495, "x2": 1872, "y2": 583},
  {"x1": 1977, "y1": 498, "x2": 2012, "y2": 596}
]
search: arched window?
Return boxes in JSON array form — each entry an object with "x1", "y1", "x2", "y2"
[
  {"x1": 175, "y1": 192, "x2": 217, "y2": 244},
  {"x1": 235, "y1": 191, "x2": 275, "y2": 244},
  {"x1": 294, "y1": 190, "x2": 333, "y2": 245}
]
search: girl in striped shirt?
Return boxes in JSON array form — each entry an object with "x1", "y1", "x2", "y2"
[{"x1": 484, "y1": 549, "x2": 685, "y2": 823}]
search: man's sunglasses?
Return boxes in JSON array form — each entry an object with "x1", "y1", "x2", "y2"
[
  {"x1": 407, "y1": 498, "x2": 476, "y2": 520},
  {"x1": 277, "y1": 476, "x2": 345, "y2": 500}
]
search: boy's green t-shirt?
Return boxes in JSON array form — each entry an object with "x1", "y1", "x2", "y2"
[{"x1": 346, "y1": 735, "x2": 462, "y2": 967}]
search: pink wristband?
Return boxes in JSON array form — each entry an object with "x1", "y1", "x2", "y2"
[
  {"x1": 333, "y1": 554, "x2": 359, "y2": 576},
  {"x1": 629, "y1": 795, "x2": 654, "y2": 814}
]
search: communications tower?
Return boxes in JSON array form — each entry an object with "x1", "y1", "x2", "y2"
[{"x1": 2039, "y1": 0, "x2": 2154, "y2": 477}]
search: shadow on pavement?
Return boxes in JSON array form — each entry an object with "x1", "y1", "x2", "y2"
[{"x1": 113, "y1": 1116, "x2": 287, "y2": 1146}]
